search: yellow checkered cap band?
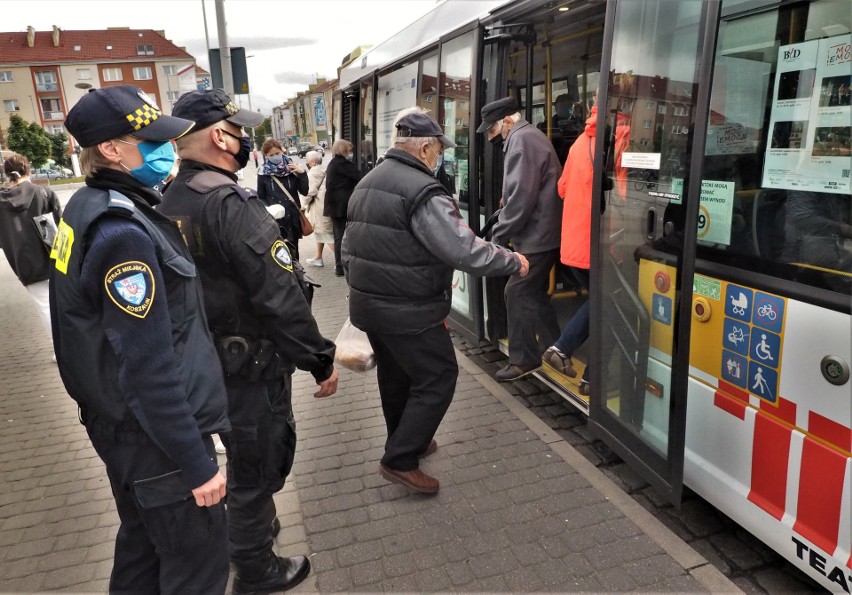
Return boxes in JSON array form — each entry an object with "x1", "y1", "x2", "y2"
[
  {"x1": 225, "y1": 101, "x2": 239, "y2": 115},
  {"x1": 125, "y1": 104, "x2": 161, "y2": 131}
]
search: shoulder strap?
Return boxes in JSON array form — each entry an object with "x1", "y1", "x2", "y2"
[{"x1": 271, "y1": 176, "x2": 300, "y2": 207}]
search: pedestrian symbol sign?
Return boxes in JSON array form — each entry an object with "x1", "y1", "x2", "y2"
[{"x1": 748, "y1": 361, "x2": 778, "y2": 403}]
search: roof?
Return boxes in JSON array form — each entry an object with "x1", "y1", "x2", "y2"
[{"x1": 0, "y1": 28, "x2": 194, "y2": 66}]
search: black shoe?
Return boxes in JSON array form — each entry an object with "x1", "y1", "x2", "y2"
[
  {"x1": 495, "y1": 363, "x2": 540, "y2": 382},
  {"x1": 233, "y1": 552, "x2": 310, "y2": 594},
  {"x1": 334, "y1": 267, "x2": 344, "y2": 277},
  {"x1": 271, "y1": 516, "x2": 280, "y2": 539}
]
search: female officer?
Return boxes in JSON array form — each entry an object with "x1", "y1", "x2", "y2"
[{"x1": 54, "y1": 85, "x2": 230, "y2": 594}]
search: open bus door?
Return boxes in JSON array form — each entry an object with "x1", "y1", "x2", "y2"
[{"x1": 588, "y1": 0, "x2": 716, "y2": 505}]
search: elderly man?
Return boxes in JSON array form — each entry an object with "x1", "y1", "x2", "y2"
[
  {"x1": 342, "y1": 110, "x2": 529, "y2": 494},
  {"x1": 478, "y1": 96, "x2": 563, "y2": 381},
  {"x1": 158, "y1": 89, "x2": 339, "y2": 594}
]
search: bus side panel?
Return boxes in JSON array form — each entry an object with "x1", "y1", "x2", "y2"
[{"x1": 684, "y1": 296, "x2": 852, "y2": 593}]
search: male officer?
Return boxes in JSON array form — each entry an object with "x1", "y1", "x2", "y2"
[
  {"x1": 52, "y1": 85, "x2": 229, "y2": 593},
  {"x1": 159, "y1": 89, "x2": 338, "y2": 594},
  {"x1": 478, "y1": 96, "x2": 562, "y2": 381}
]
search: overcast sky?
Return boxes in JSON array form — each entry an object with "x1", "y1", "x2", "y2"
[{"x1": 7, "y1": 0, "x2": 439, "y2": 114}]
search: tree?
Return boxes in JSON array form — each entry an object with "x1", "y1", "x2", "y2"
[
  {"x1": 253, "y1": 117, "x2": 271, "y2": 148},
  {"x1": 48, "y1": 131, "x2": 71, "y2": 168},
  {"x1": 6, "y1": 114, "x2": 52, "y2": 168}
]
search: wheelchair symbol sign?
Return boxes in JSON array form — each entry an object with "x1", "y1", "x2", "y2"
[{"x1": 750, "y1": 330, "x2": 781, "y2": 369}]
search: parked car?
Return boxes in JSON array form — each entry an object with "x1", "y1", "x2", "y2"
[
  {"x1": 287, "y1": 146, "x2": 299, "y2": 156},
  {"x1": 30, "y1": 166, "x2": 65, "y2": 181},
  {"x1": 298, "y1": 143, "x2": 324, "y2": 157}
]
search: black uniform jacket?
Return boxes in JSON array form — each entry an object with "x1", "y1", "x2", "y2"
[{"x1": 159, "y1": 161, "x2": 335, "y2": 382}]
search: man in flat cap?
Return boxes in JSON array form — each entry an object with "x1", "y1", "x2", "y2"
[
  {"x1": 342, "y1": 109, "x2": 529, "y2": 494},
  {"x1": 158, "y1": 88, "x2": 338, "y2": 594},
  {"x1": 53, "y1": 85, "x2": 230, "y2": 593},
  {"x1": 478, "y1": 96, "x2": 563, "y2": 381}
]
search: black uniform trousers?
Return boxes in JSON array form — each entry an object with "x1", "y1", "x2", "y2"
[
  {"x1": 367, "y1": 323, "x2": 458, "y2": 471},
  {"x1": 505, "y1": 248, "x2": 561, "y2": 368},
  {"x1": 331, "y1": 216, "x2": 346, "y2": 273},
  {"x1": 220, "y1": 375, "x2": 296, "y2": 566},
  {"x1": 87, "y1": 429, "x2": 228, "y2": 595}
]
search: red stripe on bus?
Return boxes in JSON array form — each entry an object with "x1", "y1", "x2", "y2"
[
  {"x1": 719, "y1": 380, "x2": 749, "y2": 402},
  {"x1": 760, "y1": 395, "x2": 797, "y2": 424},
  {"x1": 808, "y1": 411, "x2": 852, "y2": 454},
  {"x1": 748, "y1": 412, "x2": 792, "y2": 520},
  {"x1": 714, "y1": 391, "x2": 746, "y2": 419},
  {"x1": 793, "y1": 436, "x2": 847, "y2": 557}
]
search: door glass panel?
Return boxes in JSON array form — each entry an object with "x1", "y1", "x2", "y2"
[
  {"x1": 359, "y1": 83, "x2": 374, "y2": 173},
  {"x1": 595, "y1": 0, "x2": 704, "y2": 490}
]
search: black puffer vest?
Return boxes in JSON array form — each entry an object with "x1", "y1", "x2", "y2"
[
  {"x1": 343, "y1": 149, "x2": 451, "y2": 335},
  {"x1": 50, "y1": 185, "x2": 227, "y2": 431}
]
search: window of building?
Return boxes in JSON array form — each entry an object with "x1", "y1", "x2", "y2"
[
  {"x1": 644, "y1": 120, "x2": 652, "y2": 128},
  {"x1": 133, "y1": 66, "x2": 153, "y2": 81},
  {"x1": 102, "y1": 67, "x2": 122, "y2": 82},
  {"x1": 40, "y1": 98, "x2": 62, "y2": 120},
  {"x1": 162, "y1": 65, "x2": 177, "y2": 75},
  {"x1": 46, "y1": 123, "x2": 65, "y2": 135},
  {"x1": 35, "y1": 71, "x2": 58, "y2": 92},
  {"x1": 0, "y1": 71, "x2": 12, "y2": 83},
  {"x1": 76, "y1": 68, "x2": 92, "y2": 80},
  {"x1": 4, "y1": 99, "x2": 19, "y2": 112},
  {"x1": 658, "y1": 104, "x2": 667, "y2": 114},
  {"x1": 646, "y1": 101, "x2": 655, "y2": 109},
  {"x1": 166, "y1": 90, "x2": 179, "y2": 105},
  {"x1": 137, "y1": 44, "x2": 155, "y2": 56}
]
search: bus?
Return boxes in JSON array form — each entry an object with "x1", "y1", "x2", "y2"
[{"x1": 333, "y1": 0, "x2": 851, "y2": 591}]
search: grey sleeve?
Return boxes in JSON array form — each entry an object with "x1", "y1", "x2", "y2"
[{"x1": 410, "y1": 193, "x2": 520, "y2": 277}]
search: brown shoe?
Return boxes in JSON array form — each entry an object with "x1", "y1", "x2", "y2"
[
  {"x1": 379, "y1": 465, "x2": 439, "y2": 494},
  {"x1": 542, "y1": 346, "x2": 577, "y2": 377},
  {"x1": 418, "y1": 439, "x2": 437, "y2": 458}
]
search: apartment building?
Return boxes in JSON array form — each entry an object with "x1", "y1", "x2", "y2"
[{"x1": 0, "y1": 25, "x2": 198, "y2": 147}]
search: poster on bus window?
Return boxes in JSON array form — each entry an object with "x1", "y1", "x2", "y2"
[
  {"x1": 762, "y1": 34, "x2": 851, "y2": 195},
  {"x1": 375, "y1": 62, "x2": 419, "y2": 157}
]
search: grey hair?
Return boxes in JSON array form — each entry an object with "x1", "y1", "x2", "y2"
[{"x1": 305, "y1": 150, "x2": 322, "y2": 164}]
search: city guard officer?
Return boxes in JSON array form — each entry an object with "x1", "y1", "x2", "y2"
[
  {"x1": 52, "y1": 85, "x2": 230, "y2": 594},
  {"x1": 159, "y1": 89, "x2": 339, "y2": 594}
]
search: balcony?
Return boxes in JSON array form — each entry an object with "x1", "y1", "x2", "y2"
[
  {"x1": 36, "y1": 82, "x2": 59, "y2": 92},
  {"x1": 42, "y1": 111, "x2": 64, "y2": 121}
]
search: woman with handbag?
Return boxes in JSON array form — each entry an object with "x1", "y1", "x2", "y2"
[
  {"x1": 301, "y1": 150, "x2": 334, "y2": 267},
  {"x1": 257, "y1": 139, "x2": 309, "y2": 260},
  {"x1": 0, "y1": 153, "x2": 62, "y2": 355}
]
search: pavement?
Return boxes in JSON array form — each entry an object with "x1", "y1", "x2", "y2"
[{"x1": 0, "y1": 176, "x2": 741, "y2": 593}]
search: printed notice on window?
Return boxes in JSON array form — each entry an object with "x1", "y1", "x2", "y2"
[{"x1": 762, "y1": 34, "x2": 851, "y2": 195}]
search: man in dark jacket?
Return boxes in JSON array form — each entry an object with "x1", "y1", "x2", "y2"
[
  {"x1": 53, "y1": 85, "x2": 230, "y2": 593},
  {"x1": 478, "y1": 96, "x2": 563, "y2": 381},
  {"x1": 160, "y1": 88, "x2": 339, "y2": 594},
  {"x1": 342, "y1": 111, "x2": 529, "y2": 494},
  {"x1": 324, "y1": 138, "x2": 361, "y2": 276}
]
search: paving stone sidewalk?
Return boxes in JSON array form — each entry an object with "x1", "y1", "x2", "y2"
[{"x1": 0, "y1": 231, "x2": 737, "y2": 593}]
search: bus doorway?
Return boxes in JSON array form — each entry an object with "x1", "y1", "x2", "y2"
[{"x1": 481, "y1": 0, "x2": 607, "y2": 411}]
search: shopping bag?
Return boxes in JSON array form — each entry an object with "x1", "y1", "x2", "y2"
[{"x1": 334, "y1": 317, "x2": 376, "y2": 372}]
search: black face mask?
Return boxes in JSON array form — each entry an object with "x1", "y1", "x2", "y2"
[{"x1": 222, "y1": 129, "x2": 251, "y2": 169}]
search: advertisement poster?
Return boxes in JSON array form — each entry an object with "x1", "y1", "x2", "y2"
[
  {"x1": 375, "y1": 63, "x2": 419, "y2": 157},
  {"x1": 762, "y1": 35, "x2": 851, "y2": 195},
  {"x1": 313, "y1": 95, "x2": 327, "y2": 131},
  {"x1": 705, "y1": 57, "x2": 771, "y2": 156}
]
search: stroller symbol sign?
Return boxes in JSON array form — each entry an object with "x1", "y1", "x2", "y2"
[{"x1": 725, "y1": 285, "x2": 753, "y2": 322}]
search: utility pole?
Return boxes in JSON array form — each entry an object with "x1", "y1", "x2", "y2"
[
  {"x1": 214, "y1": 0, "x2": 234, "y2": 96},
  {"x1": 201, "y1": 0, "x2": 211, "y2": 55}
]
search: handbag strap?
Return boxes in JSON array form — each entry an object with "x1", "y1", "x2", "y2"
[{"x1": 271, "y1": 176, "x2": 301, "y2": 208}]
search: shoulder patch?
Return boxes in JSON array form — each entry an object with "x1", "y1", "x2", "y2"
[
  {"x1": 270, "y1": 239, "x2": 293, "y2": 272},
  {"x1": 104, "y1": 261, "x2": 155, "y2": 318},
  {"x1": 107, "y1": 190, "x2": 136, "y2": 214}
]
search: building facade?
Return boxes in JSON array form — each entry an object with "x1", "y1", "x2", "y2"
[{"x1": 0, "y1": 26, "x2": 197, "y2": 149}]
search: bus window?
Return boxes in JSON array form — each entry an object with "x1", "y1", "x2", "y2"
[{"x1": 699, "y1": 1, "x2": 851, "y2": 295}]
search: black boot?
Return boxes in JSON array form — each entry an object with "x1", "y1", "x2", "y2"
[{"x1": 233, "y1": 551, "x2": 310, "y2": 594}]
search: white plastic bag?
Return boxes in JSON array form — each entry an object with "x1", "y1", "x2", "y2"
[{"x1": 334, "y1": 317, "x2": 376, "y2": 372}]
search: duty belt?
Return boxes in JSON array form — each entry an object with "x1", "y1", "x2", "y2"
[{"x1": 215, "y1": 333, "x2": 285, "y2": 382}]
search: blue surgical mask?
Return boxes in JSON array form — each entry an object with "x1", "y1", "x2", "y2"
[
  {"x1": 120, "y1": 140, "x2": 176, "y2": 187},
  {"x1": 267, "y1": 155, "x2": 284, "y2": 165}
]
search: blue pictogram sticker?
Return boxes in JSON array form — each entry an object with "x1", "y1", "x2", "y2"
[
  {"x1": 725, "y1": 284, "x2": 753, "y2": 322},
  {"x1": 722, "y1": 350, "x2": 749, "y2": 389},
  {"x1": 749, "y1": 329, "x2": 781, "y2": 369},
  {"x1": 748, "y1": 360, "x2": 778, "y2": 403},
  {"x1": 652, "y1": 293, "x2": 672, "y2": 326},
  {"x1": 752, "y1": 292, "x2": 784, "y2": 334},
  {"x1": 723, "y1": 318, "x2": 750, "y2": 356}
]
